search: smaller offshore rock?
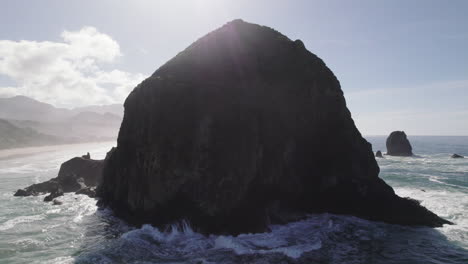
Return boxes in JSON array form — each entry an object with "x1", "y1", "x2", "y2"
[
  {"x1": 386, "y1": 131, "x2": 413, "y2": 156},
  {"x1": 14, "y1": 156, "x2": 104, "y2": 201}
]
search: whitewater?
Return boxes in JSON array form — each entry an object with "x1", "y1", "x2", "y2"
[{"x1": 0, "y1": 137, "x2": 467, "y2": 263}]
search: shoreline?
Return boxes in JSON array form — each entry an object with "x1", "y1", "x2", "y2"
[{"x1": 0, "y1": 141, "x2": 116, "y2": 160}]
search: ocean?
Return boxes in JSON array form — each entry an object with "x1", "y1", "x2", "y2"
[{"x1": 0, "y1": 136, "x2": 467, "y2": 263}]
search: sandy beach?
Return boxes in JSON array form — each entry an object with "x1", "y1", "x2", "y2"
[{"x1": 0, "y1": 141, "x2": 115, "y2": 160}]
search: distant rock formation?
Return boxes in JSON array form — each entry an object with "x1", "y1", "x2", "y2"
[
  {"x1": 98, "y1": 19, "x2": 451, "y2": 234},
  {"x1": 0, "y1": 96, "x2": 124, "y2": 150},
  {"x1": 386, "y1": 131, "x2": 413, "y2": 156},
  {"x1": 375, "y1": 150, "x2": 383, "y2": 158},
  {"x1": 451, "y1": 154, "x2": 464, "y2": 158},
  {"x1": 14, "y1": 156, "x2": 103, "y2": 199}
]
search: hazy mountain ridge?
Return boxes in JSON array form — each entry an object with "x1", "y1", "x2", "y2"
[
  {"x1": 0, "y1": 119, "x2": 67, "y2": 149},
  {"x1": 0, "y1": 96, "x2": 123, "y2": 121},
  {"x1": 0, "y1": 96, "x2": 123, "y2": 149},
  {"x1": 72, "y1": 104, "x2": 124, "y2": 117}
]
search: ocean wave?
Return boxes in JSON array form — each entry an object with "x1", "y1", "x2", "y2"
[
  {"x1": 33, "y1": 256, "x2": 74, "y2": 264},
  {"x1": 394, "y1": 186, "x2": 468, "y2": 250},
  {"x1": 1, "y1": 141, "x2": 468, "y2": 263},
  {"x1": 0, "y1": 215, "x2": 44, "y2": 231},
  {"x1": 14, "y1": 238, "x2": 46, "y2": 251},
  {"x1": 75, "y1": 214, "x2": 387, "y2": 263}
]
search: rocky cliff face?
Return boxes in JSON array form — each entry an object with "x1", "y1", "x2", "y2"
[{"x1": 98, "y1": 20, "x2": 450, "y2": 234}]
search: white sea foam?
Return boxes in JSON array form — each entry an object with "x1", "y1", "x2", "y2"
[
  {"x1": 119, "y1": 216, "x2": 324, "y2": 260},
  {"x1": 34, "y1": 256, "x2": 74, "y2": 264},
  {"x1": 394, "y1": 186, "x2": 468, "y2": 249},
  {"x1": 0, "y1": 215, "x2": 44, "y2": 231},
  {"x1": 14, "y1": 238, "x2": 46, "y2": 251}
]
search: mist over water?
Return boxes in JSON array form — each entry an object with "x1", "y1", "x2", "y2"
[{"x1": 0, "y1": 137, "x2": 467, "y2": 263}]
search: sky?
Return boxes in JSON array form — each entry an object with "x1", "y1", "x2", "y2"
[{"x1": 0, "y1": 0, "x2": 467, "y2": 135}]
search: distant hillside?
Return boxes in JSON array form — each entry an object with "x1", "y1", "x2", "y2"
[
  {"x1": 68, "y1": 111, "x2": 122, "y2": 125},
  {"x1": 0, "y1": 96, "x2": 70, "y2": 122},
  {"x1": 0, "y1": 96, "x2": 123, "y2": 122},
  {"x1": 72, "y1": 104, "x2": 123, "y2": 117},
  {"x1": 0, "y1": 119, "x2": 65, "y2": 149},
  {"x1": 9, "y1": 112, "x2": 121, "y2": 141},
  {"x1": 0, "y1": 96, "x2": 123, "y2": 149}
]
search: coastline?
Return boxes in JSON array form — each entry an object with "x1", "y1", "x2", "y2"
[{"x1": 0, "y1": 141, "x2": 116, "y2": 161}]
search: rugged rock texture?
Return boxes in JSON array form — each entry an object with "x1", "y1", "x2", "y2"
[
  {"x1": 375, "y1": 150, "x2": 383, "y2": 158},
  {"x1": 14, "y1": 156, "x2": 104, "y2": 199},
  {"x1": 386, "y1": 131, "x2": 413, "y2": 156},
  {"x1": 98, "y1": 19, "x2": 451, "y2": 234},
  {"x1": 14, "y1": 179, "x2": 59, "y2": 197},
  {"x1": 76, "y1": 186, "x2": 97, "y2": 198},
  {"x1": 44, "y1": 187, "x2": 64, "y2": 202},
  {"x1": 451, "y1": 154, "x2": 464, "y2": 158},
  {"x1": 57, "y1": 157, "x2": 103, "y2": 189}
]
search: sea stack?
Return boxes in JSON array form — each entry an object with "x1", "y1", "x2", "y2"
[
  {"x1": 98, "y1": 20, "x2": 450, "y2": 234},
  {"x1": 14, "y1": 156, "x2": 103, "y2": 198},
  {"x1": 386, "y1": 131, "x2": 413, "y2": 156},
  {"x1": 375, "y1": 150, "x2": 383, "y2": 158}
]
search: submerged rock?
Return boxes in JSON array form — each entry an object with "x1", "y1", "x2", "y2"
[
  {"x1": 75, "y1": 186, "x2": 97, "y2": 198},
  {"x1": 375, "y1": 150, "x2": 383, "y2": 158},
  {"x1": 98, "y1": 19, "x2": 451, "y2": 234},
  {"x1": 14, "y1": 179, "x2": 59, "y2": 197},
  {"x1": 44, "y1": 187, "x2": 64, "y2": 202},
  {"x1": 13, "y1": 189, "x2": 31, "y2": 197},
  {"x1": 386, "y1": 131, "x2": 413, "y2": 156},
  {"x1": 14, "y1": 156, "x2": 104, "y2": 200},
  {"x1": 52, "y1": 199, "x2": 63, "y2": 205},
  {"x1": 451, "y1": 154, "x2": 464, "y2": 158}
]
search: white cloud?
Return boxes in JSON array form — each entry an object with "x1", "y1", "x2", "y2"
[
  {"x1": 0, "y1": 26, "x2": 145, "y2": 107},
  {"x1": 0, "y1": 86, "x2": 18, "y2": 97}
]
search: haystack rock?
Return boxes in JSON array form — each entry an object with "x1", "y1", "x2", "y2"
[
  {"x1": 98, "y1": 19, "x2": 451, "y2": 234},
  {"x1": 375, "y1": 150, "x2": 383, "y2": 158},
  {"x1": 386, "y1": 131, "x2": 413, "y2": 156}
]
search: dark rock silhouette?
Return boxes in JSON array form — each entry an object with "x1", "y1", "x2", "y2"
[
  {"x1": 98, "y1": 19, "x2": 451, "y2": 234},
  {"x1": 14, "y1": 179, "x2": 59, "y2": 197},
  {"x1": 386, "y1": 131, "x2": 413, "y2": 156},
  {"x1": 375, "y1": 150, "x2": 383, "y2": 158},
  {"x1": 13, "y1": 189, "x2": 31, "y2": 196},
  {"x1": 14, "y1": 156, "x2": 103, "y2": 199},
  {"x1": 451, "y1": 154, "x2": 464, "y2": 158},
  {"x1": 82, "y1": 152, "x2": 91, "y2": 159}
]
